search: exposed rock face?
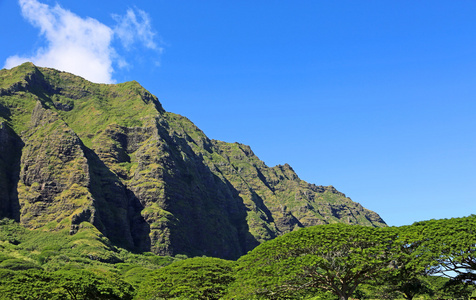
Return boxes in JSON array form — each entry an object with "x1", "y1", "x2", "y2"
[
  {"x1": 0, "y1": 121, "x2": 23, "y2": 221},
  {"x1": 0, "y1": 63, "x2": 386, "y2": 259}
]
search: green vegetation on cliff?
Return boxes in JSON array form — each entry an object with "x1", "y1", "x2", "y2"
[{"x1": 0, "y1": 63, "x2": 385, "y2": 259}]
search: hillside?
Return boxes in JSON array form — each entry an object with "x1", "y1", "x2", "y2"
[{"x1": 0, "y1": 63, "x2": 385, "y2": 259}]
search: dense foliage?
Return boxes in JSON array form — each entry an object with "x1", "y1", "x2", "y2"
[
  {"x1": 0, "y1": 269, "x2": 135, "y2": 299},
  {"x1": 227, "y1": 224, "x2": 397, "y2": 300},
  {"x1": 226, "y1": 216, "x2": 476, "y2": 299},
  {"x1": 1, "y1": 215, "x2": 476, "y2": 299},
  {"x1": 0, "y1": 218, "x2": 174, "y2": 299},
  {"x1": 136, "y1": 257, "x2": 236, "y2": 299},
  {"x1": 412, "y1": 215, "x2": 476, "y2": 281}
]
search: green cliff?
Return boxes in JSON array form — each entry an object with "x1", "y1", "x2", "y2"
[{"x1": 0, "y1": 63, "x2": 386, "y2": 259}]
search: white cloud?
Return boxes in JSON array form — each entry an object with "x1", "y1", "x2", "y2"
[
  {"x1": 114, "y1": 8, "x2": 160, "y2": 51},
  {"x1": 4, "y1": 0, "x2": 161, "y2": 84}
]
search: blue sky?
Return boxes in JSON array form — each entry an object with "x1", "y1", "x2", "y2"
[{"x1": 1, "y1": 0, "x2": 475, "y2": 227}]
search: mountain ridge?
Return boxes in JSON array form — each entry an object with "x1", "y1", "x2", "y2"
[{"x1": 0, "y1": 63, "x2": 386, "y2": 259}]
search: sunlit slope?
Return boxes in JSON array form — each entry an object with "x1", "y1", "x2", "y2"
[{"x1": 0, "y1": 63, "x2": 386, "y2": 259}]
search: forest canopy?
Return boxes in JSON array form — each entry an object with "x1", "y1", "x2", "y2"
[{"x1": 0, "y1": 216, "x2": 476, "y2": 299}]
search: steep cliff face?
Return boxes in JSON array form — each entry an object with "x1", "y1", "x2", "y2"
[
  {"x1": 0, "y1": 63, "x2": 386, "y2": 259},
  {"x1": 0, "y1": 121, "x2": 23, "y2": 221}
]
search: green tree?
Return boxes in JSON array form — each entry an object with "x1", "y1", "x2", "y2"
[
  {"x1": 227, "y1": 223, "x2": 397, "y2": 300},
  {"x1": 0, "y1": 268, "x2": 135, "y2": 299},
  {"x1": 424, "y1": 275, "x2": 476, "y2": 299},
  {"x1": 136, "y1": 256, "x2": 236, "y2": 300},
  {"x1": 375, "y1": 225, "x2": 434, "y2": 300},
  {"x1": 53, "y1": 269, "x2": 135, "y2": 300},
  {"x1": 413, "y1": 215, "x2": 476, "y2": 282},
  {"x1": 0, "y1": 269, "x2": 63, "y2": 300}
]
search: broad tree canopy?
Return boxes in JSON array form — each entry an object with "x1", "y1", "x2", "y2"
[
  {"x1": 412, "y1": 215, "x2": 476, "y2": 282},
  {"x1": 227, "y1": 223, "x2": 398, "y2": 300}
]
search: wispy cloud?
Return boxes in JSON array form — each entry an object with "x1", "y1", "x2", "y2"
[
  {"x1": 4, "y1": 0, "x2": 161, "y2": 83},
  {"x1": 114, "y1": 8, "x2": 159, "y2": 51}
]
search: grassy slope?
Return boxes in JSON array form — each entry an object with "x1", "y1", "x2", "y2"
[{"x1": 0, "y1": 218, "x2": 175, "y2": 289}]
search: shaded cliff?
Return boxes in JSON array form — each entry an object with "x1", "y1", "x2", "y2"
[{"x1": 0, "y1": 63, "x2": 386, "y2": 259}]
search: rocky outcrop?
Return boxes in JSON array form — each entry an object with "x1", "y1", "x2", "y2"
[
  {"x1": 0, "y1": 121, "x2": 23, "y2": 221},
  {"x1": 0, "y1": 63, "x2": 386, "y2": 259}
]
